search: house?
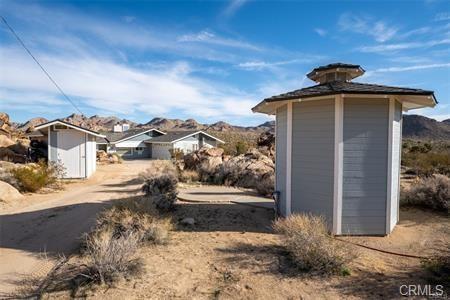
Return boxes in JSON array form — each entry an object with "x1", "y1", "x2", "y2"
[
  {"x1": 97, "y1": 127, "x2": 224, "y2": 160},
  {"x1": 30, "y1": 119, "x2": 106, "y2": 179},
  {"x1": 252, "y1": 63, "x2": 437, "y2": 235},
  {"x1": 96, "y1": 128, "x2": 165, "y2": 159},
  {"x1": 144, "y1": 130, "x2": 225, "y2": 159}
]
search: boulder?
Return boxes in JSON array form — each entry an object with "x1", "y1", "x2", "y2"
[
  {"x1": 0, "y1": 135, "x2": 15, "y2": 148},
  {"x1": 0, "y1": 148, "x2": 26, "y2": 163},
  {"x1": 183, "y1": 152, "x2": 200, "y2": 170},
  {"x1": 0, "y1": 180, "x2": 23, "y2": 202},
  {"x1": 96, "y1": 150, "x2": 108, "y2": 162},
  {"x1": 201, "y1": 147, "x2": 224, "y2": 157}
]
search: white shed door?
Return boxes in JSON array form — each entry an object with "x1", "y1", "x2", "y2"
[
  {"x1": 152, "y1": 144, "x2": 172, "y2": 160},
  {"x1": 57, "y1": 130, "x2": 85, "y2": 178}
]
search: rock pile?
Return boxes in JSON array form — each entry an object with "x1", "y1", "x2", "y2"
[
  {"x1": 96, "y1": 150, "x2": 121, "y2": 164},
  {"x1": 182, "y1": 146, "x2": 275, "y2": 196}
]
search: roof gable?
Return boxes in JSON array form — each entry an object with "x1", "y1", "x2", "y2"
[
  {"x1": 145, "y1": 130, "x2": 225, "y2": 144},
  {"x1": 33, "y1": 119, "x2": 106, "y2": 138}
]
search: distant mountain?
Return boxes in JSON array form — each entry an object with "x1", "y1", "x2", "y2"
[
  {"x1": 13, "y1": 113, "x2": 448, "y2": 140},
  {"x1": 402, "y1": 115, "x2": 450, "y2": 140}
]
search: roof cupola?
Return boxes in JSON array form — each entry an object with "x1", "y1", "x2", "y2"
[{"x1": 306, "y1": 63, "x2": 365, "y2": 84}]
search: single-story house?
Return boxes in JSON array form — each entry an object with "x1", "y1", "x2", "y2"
[
  {"x1": 144, "y1": 130, "x2": 225, "y2": 159},
  {"x1": 252, "y1": 63, "x2": 437, "y2": 236},
  {"x1": 31, "y1": 119, "x2": 106, "y2": 179},
  {"x1": 96, "y1": 128, "x2": 165, "y2": 159},
  {"x1": 97, "y1": 128, "x2": 224, "y2": 160}
]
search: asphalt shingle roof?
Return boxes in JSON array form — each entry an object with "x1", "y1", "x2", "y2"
[
  {"x1": 306, "y1": 63, "x2": 363, "y2": 78},
  {"x1": 145, "y1": 130, "x2": 199, "y2": 143},
  {"x1": 96, "y1": 128, "x2": 160, "y2": 143},
  {"x1": 263, "y1": 81, "x2": 435, "y2": 103}
]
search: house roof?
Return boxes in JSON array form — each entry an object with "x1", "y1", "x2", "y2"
[
  {"x1": 33, "y1": 119, "x2": 106, "y2": 138},
  {"x1": 145, "y1": 130, "x2": 225, "y2": 144},
  {"x1": 252, "y1": 81, "x2": 437, "y2": 114},
  {"x1": 97, "y1": 128, "x2": 165, "y2": 144}
]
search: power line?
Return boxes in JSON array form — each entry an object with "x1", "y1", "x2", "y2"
[{"x1": 1, "y1": 16, "x2": 84, "y2": 115}]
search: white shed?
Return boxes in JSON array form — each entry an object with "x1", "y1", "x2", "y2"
[
  {"x1": 33, "y1": 120, "x2": 106, "y2": 178},
  {"x1": 253, "y1": 63, "x2": 437, "y2": 236}
]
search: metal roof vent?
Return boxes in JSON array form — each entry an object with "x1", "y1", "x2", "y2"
[{"x1": 307, "y1": 63, "x2": 365, "y2": 84}]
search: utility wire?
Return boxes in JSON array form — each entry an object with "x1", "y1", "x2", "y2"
[{"x1": 1, "y1": 16, "x2": 84, "y2": 116}]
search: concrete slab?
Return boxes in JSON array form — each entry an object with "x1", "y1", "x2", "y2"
[{"x1": 178, "y1": 185, "x2": 275, "y2": 210}]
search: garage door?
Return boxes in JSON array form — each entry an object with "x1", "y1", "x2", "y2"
[
  {"x1": 151, "y1": 144, "x2": 172, "y2": 160},
  {"x1": 57, "y1": 130, "x2": 86, "y2": 178}
]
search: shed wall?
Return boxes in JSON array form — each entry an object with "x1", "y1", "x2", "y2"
[
  {"x1": 275, "y1": 105, "x2": 287, "y2": 216},
  {"x1": 291, "y1": 99, "x2": 335, "y2": 223},
  {"x1": 342, "y1": 98, "x2": 388, "y2": 235}
]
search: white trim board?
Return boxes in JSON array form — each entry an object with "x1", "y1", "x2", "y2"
[
  {"x1": 386, "y1": 97, "x2": 395, "y2": 234},
  {"x1": 286, "y1": 102, "x2": 293, "y2": 216},
  {"x1": 35, "y1": 120, "x2": 106, "y2": 138},
  {"x1": 333, "y1": 95, "x2": 344, "y2": 235}
]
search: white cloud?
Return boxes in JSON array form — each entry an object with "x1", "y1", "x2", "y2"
[
  {"x1": 358, "y1": 38, "x2": 450, "y2": 53},
  {"x1": 338, "y1": 13, "x2": 398, "y2": 42},
  {"x1": 314, "y1": 28, "x2": 327, "y2": 37},
  {"x1": 434, "y1": 12, "x2": 450, "y2": 21},
  {"x1": 222, "y1": 0, "x2": 248, "y2": 18},
  {"x1": 177, "y1": 30, "x2": 262, "y2": 51},
  {"x1": 361, "y1": 63, "x2": 450, "y2": 80}
]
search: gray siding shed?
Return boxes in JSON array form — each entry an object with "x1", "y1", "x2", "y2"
[
  {"x1": 291, "y1": 99, "x2": 335, "y2": 223},
  {"x1": 342, "y1": 99, "x2": 388, "y2": 235},
  {"x1": 275, "y1": 105, "x2": 287, "y2": 215}
]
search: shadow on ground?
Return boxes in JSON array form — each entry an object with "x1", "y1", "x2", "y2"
[{"x1": 173, "y1": 201, "x2": 274, "y2": 233}]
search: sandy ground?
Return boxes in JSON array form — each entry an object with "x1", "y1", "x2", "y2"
[
  {"x1": 0, "y1": 160, "x2": 153, "y2": 295},
  {"x1": 1, "y1": 162, "x2": 448, "y2": 299},
  {"x1": 46, "y1": 204, "x2": 449, "y2": 299}
]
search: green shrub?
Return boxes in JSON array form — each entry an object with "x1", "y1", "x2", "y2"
[
  {"x1": 235, "y1": 141, "x2": 248, "y2": 155},
  {"x1": 401, "y1": 174, "x2": 449, "y2": 212},
  {"x1": 11, "y1": 160, "x2": 63, "y2": 192},
  {"x1": 273, "y1": 214, "x2": 356, "y2": 275}
]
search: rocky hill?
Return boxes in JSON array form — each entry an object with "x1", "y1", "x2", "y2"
[
  {"x1": 402, "y1": 114, "x2": 450, "y2": 140},
  {"x1": 9, "y1": 113, "x2": 450, "y2": 140}
]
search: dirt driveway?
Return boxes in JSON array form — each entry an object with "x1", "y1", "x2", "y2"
[{"x1": 0, "y1": 160, "x2": 152, "y2": 294}]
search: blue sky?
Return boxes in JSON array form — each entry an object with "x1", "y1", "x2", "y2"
[{"x1": 0, "y1": 0, "x2": 449, "y2": 126}]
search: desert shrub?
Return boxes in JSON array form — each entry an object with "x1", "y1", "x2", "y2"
[
  {"x1": 10, "y1": 160, "x2": 64, "y2": 192},
  {"x1": 140, "y1": 160, "x2": 177, "y2": 180},
  {"x1": 235, "y1": 141, "x2": 248, "y2": 155},
  {"x1": 402, "y1": 152, "x2": 450, "y2": 176},
  {"x1": 93, "y1": 204, "x2": 172, "y2": 245},
  {"x1": 84, "y1": 229, "x2": 143, "y2": 284},
  {"x1": 423, "y1": 246, "x2": 450, "y2": 285},
  {"x1": 255, "y1": 172, "x2": 275, "y2": 196},
  {"x1": 273, "y1": 214, "x2": 355, "y2": 275},
  {"x1": 178, "y1": 169, "x2": 200, "y2": 183},
  {"x1": 111, "y1": 153, "x2": 122, "y2": 163},
  {"x1": 400, "y1": 174, "x2": 449, "y2": 212},
  {"x1": 169, "y1": 148, "x2": 184, "y2": 161},
  {"x1": 0, "y1": 167, "x2": 20, "y2": 189},
  {"x1": 142, "y1": 173, "x2": 178, "y2": 211}
]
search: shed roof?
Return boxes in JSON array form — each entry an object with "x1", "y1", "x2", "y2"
[
  {"x1": 145, "y1": 130, "x2": 224, "y2": 144},
  {"x1": 33, "y1": 119, "x2": 106, "y2": 138},
  {"x1": 252, "y1": 80, "x2": 437, "y2": 114}
]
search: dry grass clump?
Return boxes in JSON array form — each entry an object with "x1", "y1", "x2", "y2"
[
  {"x1": 401, "y1": 174, "x2": 449, "y2": 213},
  {"x1": 84, "y1": 229, "x2": 143, "y2": 284},
  {"x1": 93, "y1": 203, "x2": 172, "y2": 245},
  {"x1": 10, "y1": 160, "x2": 64, "y2": 192},
  {"x1": 273, "y1": 214, "x2": 355, "y2": 275},
  {"x1": 255, "y1": 172, "x2": 275, "y2": 196}
]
